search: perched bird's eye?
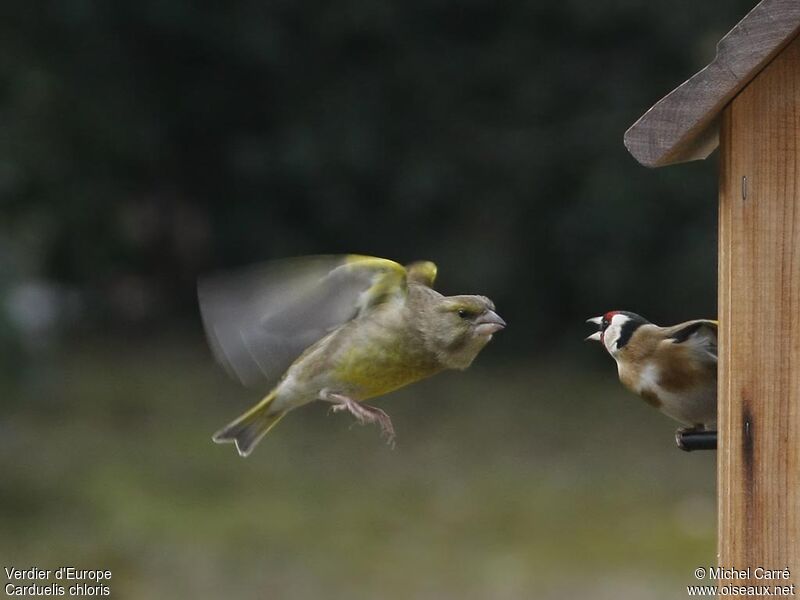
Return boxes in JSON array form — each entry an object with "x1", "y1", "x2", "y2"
[{"x1": 457, "y1": 309, "x2": 469, "y2": 319}]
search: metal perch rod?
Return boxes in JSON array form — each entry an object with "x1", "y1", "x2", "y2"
[{"x1": 676, "y1": 430, "x2": 717, "y2": 452}]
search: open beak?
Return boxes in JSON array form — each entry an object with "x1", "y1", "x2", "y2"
[
  {"x1": 475, "y1": 310, "x2": 506, "y2": 336},
  {"x1": 585, "y1": 316, "x2": 602, "y2": 342}
]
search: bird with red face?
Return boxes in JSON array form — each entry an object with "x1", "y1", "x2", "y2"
[{"x1": 586, "y1": 311, "x2": 717, "y2": 440}]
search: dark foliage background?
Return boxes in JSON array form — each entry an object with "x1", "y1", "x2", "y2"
[
  {"x1": 1, "y1": 0, "x2": 751, "y2": 344},
  {"x1": 0, "y1": 1, "x2": 753, "y2": 598}
]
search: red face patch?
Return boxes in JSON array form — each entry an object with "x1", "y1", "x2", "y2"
[{"x1": 600, "y1": 311, "x2": 619, "y2": 345}]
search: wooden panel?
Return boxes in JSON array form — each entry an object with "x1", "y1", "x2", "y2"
[
  {"x1": 718, "y1": 34, "x2": 800, "y2": 592},
  {"x1": 624, "y1": 0, "x2": 800, "y2": 168}
]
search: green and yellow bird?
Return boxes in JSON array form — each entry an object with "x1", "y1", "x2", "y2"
[{"x1": 199, "y1": 255, "x2": 505, "y2": 457}]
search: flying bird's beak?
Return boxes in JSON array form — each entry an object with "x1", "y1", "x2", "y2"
[
  {"x1": 475, "y1": 310, "x2": 506, "y2": 336},
  {"x1": 585, "y1": 316, "x2": 603, "y2": 342}
]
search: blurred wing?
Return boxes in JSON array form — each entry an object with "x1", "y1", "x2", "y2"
[
  {"x1": 664, "y1": 319, "x2": 718, "y2": 362},
  {"x1": 198, "y1": 255, "x2": 408, "y2": 389}
]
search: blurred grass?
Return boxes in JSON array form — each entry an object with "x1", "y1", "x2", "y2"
[{"x1": 0, "y1": 338, "x2": 715, "y2": 599}]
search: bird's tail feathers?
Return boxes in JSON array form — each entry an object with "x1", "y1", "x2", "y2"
[{"x1": 212, "y1": 390, "x2": 286, "y2": 457}]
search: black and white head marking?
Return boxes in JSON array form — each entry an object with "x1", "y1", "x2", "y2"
[{"x1": 590, "y1": 311, "x2": 649, "y2": 356}]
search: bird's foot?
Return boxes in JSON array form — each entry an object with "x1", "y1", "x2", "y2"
[
  {"x1": 675, "y1": 425, "x2": 717, "y2": 451},
  {"x1": 322, "y1": 391, "x2": 396, "y2": 446},
  {"x1": 675, "y1": 426, "x2": 700, "y2": 450}
]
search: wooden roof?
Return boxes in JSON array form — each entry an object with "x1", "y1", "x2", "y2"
[{"x1": 624, "y1": 0, "x2": 800, "y2": 168}]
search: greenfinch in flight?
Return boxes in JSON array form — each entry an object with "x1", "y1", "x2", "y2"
[{"x1": 199, "y1": 255, "x2": 505, "y2": 457}]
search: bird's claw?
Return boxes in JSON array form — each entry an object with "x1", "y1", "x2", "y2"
[
  {"x1": 323, "y1": 392, "x2": 396, "y2": 447},
  {"x1": 675, "y1": 426, "x2": 711, "y2": 451}
]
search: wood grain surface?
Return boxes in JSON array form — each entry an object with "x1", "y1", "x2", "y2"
[
  {"x1": 718, "y1": 33, "x2": 800, "y2": 593},
  {"x1": 625, "y1": 0, "x2": 800, "y2": 168}
]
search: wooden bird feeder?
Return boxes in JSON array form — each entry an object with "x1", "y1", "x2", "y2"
[{"x1": 625, "y1": 0, "x2": 800, "y2": 592}]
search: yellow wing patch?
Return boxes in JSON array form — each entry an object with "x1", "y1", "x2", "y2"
[
  {"x1": 404, "y1": 261, "x2": 438, "y2": 287},
  {"x1": 344, "y1": 255, "x2": 408, "y2": 311}
]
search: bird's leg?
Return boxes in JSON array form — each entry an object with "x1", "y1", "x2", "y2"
[{"x1": 320, "y1": 390, "x2": 395, "y2": 446}]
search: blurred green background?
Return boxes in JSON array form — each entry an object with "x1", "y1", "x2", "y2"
[{"x1": 1, "y1": 0, "x2": 749, "y2": 597}]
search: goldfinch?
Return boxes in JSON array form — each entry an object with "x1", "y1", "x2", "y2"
[
  {"x1": 199, "y1": 255, "x2": 505, "y2": 457},
  {"x1": 586, "y1": 311, "x2": 717, "y2": 437}
]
